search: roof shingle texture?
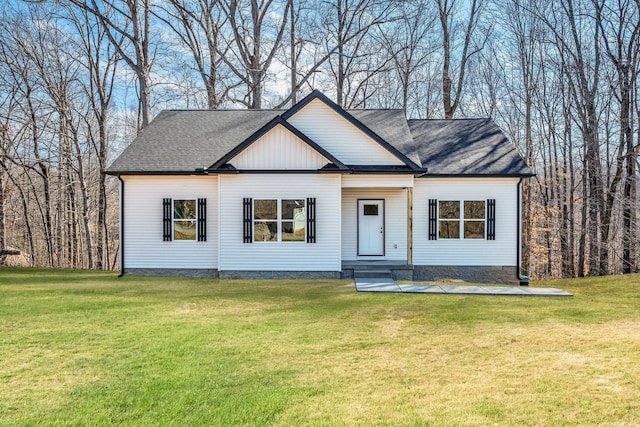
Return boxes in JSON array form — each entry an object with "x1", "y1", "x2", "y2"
[
  {"x1": 107, "y1": 110, "x2": 282, "y2": 173},
  {"x1": 107, "y1": 109, "x2": 533, "y2": 177},
  {"x1": 407, "y1": 118, "x2": 534, "y2": 176}
]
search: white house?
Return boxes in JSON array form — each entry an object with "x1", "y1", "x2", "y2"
[{"x1": 106, "y1": 91, "x2": 534, "y2": 283}]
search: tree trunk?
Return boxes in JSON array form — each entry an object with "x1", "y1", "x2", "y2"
[
  {"x1": 578, "y1": 155, "x2": 588, "y2": 277},
  {"x1": 0, "y1": 125, "x2": 5, "y2": 251}
]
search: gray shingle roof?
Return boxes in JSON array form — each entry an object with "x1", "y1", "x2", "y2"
[
  {"x1": 107, "y1": 106, "x2": 533, "y2": 177},
  {"x1": 348, "y1": 109, "x2": 422, "y2": 167},
  {"x1": 107, "y1": 109, "x2": 282, "y2": 173},
  {"x1": 407, "y1": 118, "x2": 534, "y2": 176}
]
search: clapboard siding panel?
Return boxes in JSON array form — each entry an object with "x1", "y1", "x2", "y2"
[
  {"x1": 231, "y1": 125, "x2": 328, "y2": 169},
  {"x1": 287, "y1": 99, "x2": 403, "y2": 165},
  {"x1": 123, "y1": 176, "x2": 218, "y2": 268},
  {"x1": 342, "y1": 188, "x2": 408, "y2": 261},
  {"x1": 219, "y1": 174, "x2": 341, "y2": 271},
  {"x1": 412, "y1": 178, "x2": 519, "y2": 266}
]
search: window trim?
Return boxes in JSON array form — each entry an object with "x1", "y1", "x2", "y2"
[
  {"x1": 253, "y1": 198, "x2": 307, "y2": 243},
  {"x1": 437, "y1": 200, "x2": 487, "y2": 240}
]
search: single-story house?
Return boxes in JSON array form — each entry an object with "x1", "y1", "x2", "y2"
[{"x1": 106, "y1": 90, "x2": 534, "y2": 283}]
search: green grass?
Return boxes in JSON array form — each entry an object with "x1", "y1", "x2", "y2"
[{"x1": 1, "y1": 269, "x2": 639, "y2": 426}]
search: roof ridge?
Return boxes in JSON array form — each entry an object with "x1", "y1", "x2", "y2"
[
  {"x1": 163, "y1": 108, "x2": 287, "y2": 112},
  {"x1": 347, "y1": 108, "x2": 404, "y2": 112},
  {"x1": 407, "y1": 117, "x2": 491, "y2": 121}
]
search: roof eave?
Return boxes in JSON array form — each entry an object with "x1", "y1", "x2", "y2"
[
  {"x1": 416, "y1": 172, "x2": 536, "y2": 178},
  {"x1": 104, "y1": 170, "x2": 212, "y2": 176}
]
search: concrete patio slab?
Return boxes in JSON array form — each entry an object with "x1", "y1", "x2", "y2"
[
  {"x1": 480, "y1": 286, "x2": 532, "y2": 295},
  {"x1": 397, "y1": 284, "x2": 445, "y2": 293},
  {"x1": 438, "y1": 285, "x2": 490, "y2": 294},
  {"x1": 355, "y1": 277, "x2": 573, "y2": 297},
  {"x1": 354, "y1": 278, "x2": 402, "y2": 293}
]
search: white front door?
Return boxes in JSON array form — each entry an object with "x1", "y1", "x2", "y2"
[{"x1": 358, "y1": 199, "x2": 384, "y2": 256}]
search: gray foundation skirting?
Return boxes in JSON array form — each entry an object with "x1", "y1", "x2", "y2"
[
  {"x1": 123, "y1": 268, "x2": 340, "y2": 279},
  {"x1": 124, "y1": 268, "x2": 219, "y2": 278},
  {"x1": 412, "y1": 265, "x2": 518, "y2": 285},
  {"x1": 218, "y1": 270, "x2": 341, "y2": 280},
  {"x1": 122, "y1": 266, "x2": 517, "y2": 284}
]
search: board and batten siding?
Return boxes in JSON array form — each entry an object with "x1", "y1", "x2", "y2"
[
  {"x1": 230, "y1": 124, "x2": 328, "y2": 170},
  {"x1": 287, "y1": 99, "x2": 403, "y2": 166},
  {"x1": 412, "y1": 178, "x2": 520, "y2": 266},
  {"x1": 342, "y1": 188, "x2": 408, "y2": 261},
  {"x1": 218, "y1": 174, "x2": 341, "y2": 271},
  {"x1": 123, "y1": 176, "x2": 218, "y2": 269}
]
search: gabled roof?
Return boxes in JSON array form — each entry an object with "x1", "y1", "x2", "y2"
[
  {"x1": 207, "y1": 116, "x2": 348, "y2": 172},
  {"x1": 407, "y1": 118, "x2": 534, "y2": 176},
  {"x1": 107, "y1": 109, "x2": 281, "y2": 174},
  {"x1": 106, "y1": 91, "x2": 534, "y2": 178},
  {"x1": 284, "y1": 90, "x2": 423, "y2": 171}
]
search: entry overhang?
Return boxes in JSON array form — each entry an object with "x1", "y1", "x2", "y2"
[{"x1": 341, "y1": 174, "x2": 414, "y2": 188}]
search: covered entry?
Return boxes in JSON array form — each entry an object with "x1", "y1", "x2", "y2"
[{"x1": 341, "y1": 174, "x2": 412, "y2": 263}]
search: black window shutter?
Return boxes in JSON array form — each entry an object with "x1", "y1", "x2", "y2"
[
  {"x1": 243, "y1": 198, "x2": 253, "y2": 243},
  {"x1": 487, "y1": 199, "x2": 496, "y2": 240},
  {"x1": 307, "y1": 197, "x2": 316, "y2": 243},
  {"x1": 163, "y1": 198, "x2": 172, "y2": 241},
  {"x1": 428, "y1": 199, "x2": 437, "y2": 240},
  {"x1": 197, "y1": 198, "x2": 206, "y2": 242}
]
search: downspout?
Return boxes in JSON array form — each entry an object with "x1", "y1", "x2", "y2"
[
  {"x1": 118, "y1": 176, "x2": 125, "y2": 278},
  {"x1": 516, "y1": 177, "x2": 523, "y2": 283}
]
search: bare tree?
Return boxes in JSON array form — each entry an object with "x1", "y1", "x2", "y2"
[
  {"x1": 64, "y1": 4, "x2": 121, "y2": 269},
  {"x1": 219, "y1": 0, "x2": 290, "y2": 108},
  {"x1": 0, "y1": 11, "x2": 56, "y2": 266},
  {"x1": 379, "y1": 0, "x2": 437, "y2": 115},
  {"x1": 594, "y1": 0, "x2": 640, "y2": 274},
  {"x1": 436, "y1": 0, "x2": 488, "y2": 118},
  {"x1": 319, "y1": 0, "x2": 398, "y2": 108},
  {"x1": 154, "y1": 0, "x2": 238, "y2": 109},
  {"x1": 66, "y1": 0, "x2": 155, "y2": 130}
]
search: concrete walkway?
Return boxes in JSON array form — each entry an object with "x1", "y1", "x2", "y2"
[{"x1": 354, "y1": 277, "x2": 573, "y2": 297}]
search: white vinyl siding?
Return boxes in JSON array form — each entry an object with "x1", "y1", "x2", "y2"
[
  {"x1": 219, "y1": 174, "x2": 341, "y2": 271},
  {"x1": 287, "y1": 99, "x2": 404, "y2": 166},
  {"x1": 413, "y1": 178, "x2": 519, "y2": 266},
  {"x1": 342, "y1": 175, "x2": 413, "y2": 188},
  {"x1": 123, "y1": 176, "x2": 218, "y2": 268},
  {"x1": 230, "y1": 124, "x2": 328, "y2": 170},
  {"x1": 342, "y1": 188, "x2": 408, "y2": 261}
]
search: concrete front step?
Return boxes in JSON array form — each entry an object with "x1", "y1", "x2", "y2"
[
  {"x1": 354, "y1": 269, "x2": 393, "y2": 279},
  {"x1": 342, "y1": 263, "x2": 413, "y2": 280}
]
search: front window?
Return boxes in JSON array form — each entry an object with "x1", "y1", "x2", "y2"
[
  {"x1": 281, "y1": 199, "x2": 306, "y2": 241},
  {"x1": 254, "y1": 199, "x2": 305, "y2": 242},
  {"x1": 464, "y1": 201, "x2": 485, "y2": 239},
  {"x1": 438, "y1": 201, "x2": 460, "y2": 239},
  {"x1": 173, "y1": 199, "x2": 197, "y2": 240},
  {"x1": 438, "y1": 200, "x2": 485, "y2": 239}
]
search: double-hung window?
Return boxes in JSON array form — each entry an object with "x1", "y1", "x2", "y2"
[
  {"x1": 438, "y1": 200, "x2": 461, "y2": 239},
  {"x1": 173, "y1": 199, "x2": 197, "y2": 240},
  {"x1": 463, "y1": 201, "x2": 486, "y2": 239},
  {"x1": 253, "y1": 199, "x2": 306, "y2": 242},
  {"x1": 437, "y1": 200, "x2": 486, "y2": 239}
]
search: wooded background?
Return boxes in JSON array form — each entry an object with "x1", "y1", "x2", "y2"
[{"x1": 0, "y1": 0, "x2": 638, "y2": 278}]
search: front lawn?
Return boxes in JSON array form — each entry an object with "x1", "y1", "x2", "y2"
[{"x1": 1, "y1": 269, "x2": 639, "y2": 425}]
